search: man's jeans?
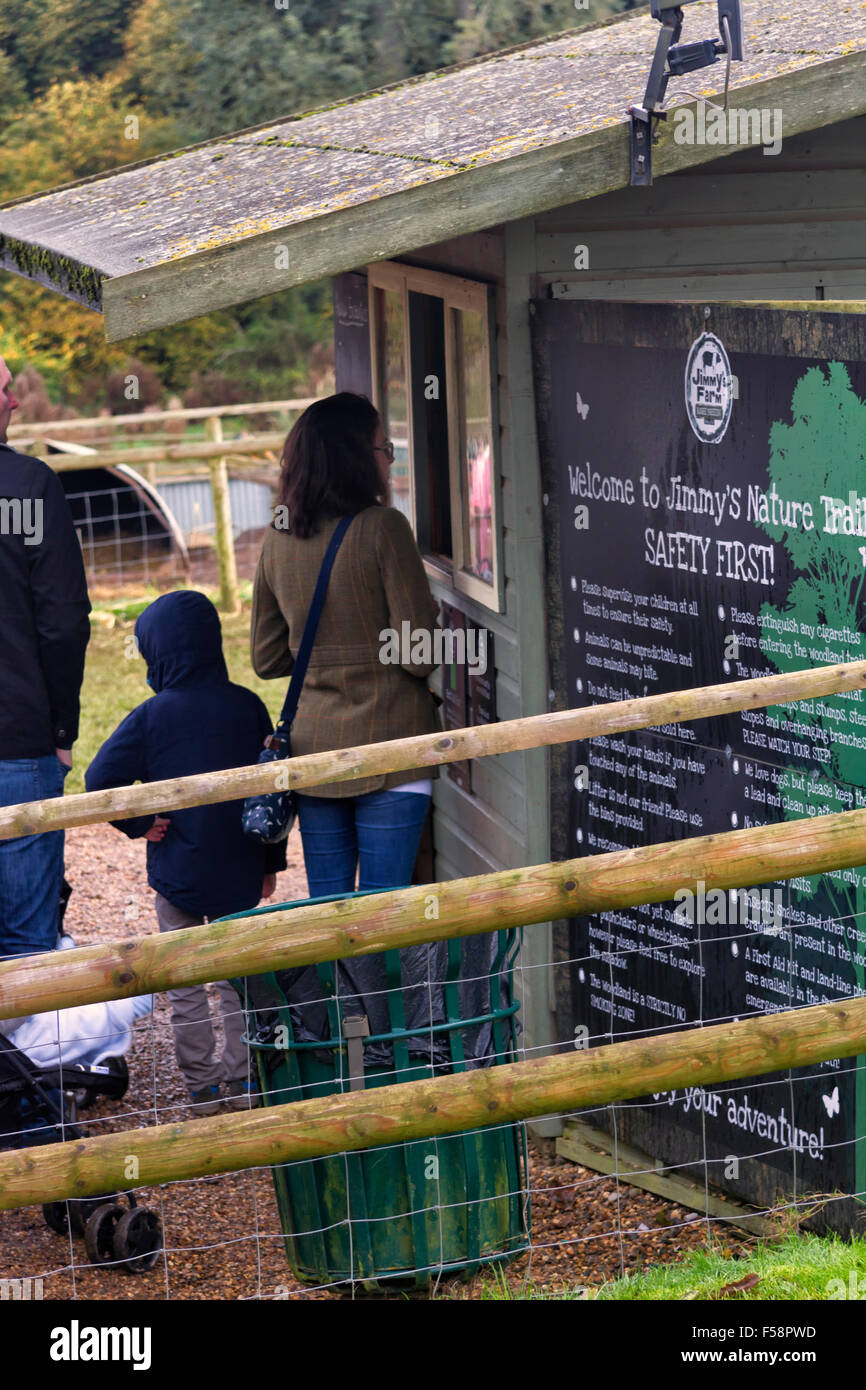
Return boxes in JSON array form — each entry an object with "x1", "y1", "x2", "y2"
[
  {"x1": 0, "y1": 756, "x2": 68, "y2": 958},
  {"x1": 296, "y1": 789, "x2": 432, "y2": 896}
]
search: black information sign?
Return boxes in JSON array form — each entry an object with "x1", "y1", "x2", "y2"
[{"x1": 532, "y1": 301, "x2": 866, "y2": 1229}]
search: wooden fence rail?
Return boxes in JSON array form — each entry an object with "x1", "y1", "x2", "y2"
[
  {"x1": 8, "y1": 398, "x2": 318, "y2": 435},
  {"x1": 2, "y1": 659, "x2": 865, "y2": 842},
  {"x1": 3, "y1": 804, "x2": 866, "y2": 1020},
  {"x1": 0, "y1": 995, "x2": 862, "y2": 1211},
  {"x1": 47, "y1": 431, "x2": 288, "y2": 471}
]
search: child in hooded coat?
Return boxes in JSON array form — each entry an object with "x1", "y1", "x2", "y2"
[{"x1": 86, "y1": 591, "x2": 286, "y2": 1115}]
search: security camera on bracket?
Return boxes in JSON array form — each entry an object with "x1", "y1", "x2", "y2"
[{"x1": 629, "y1": 1, "x2": 745, "y2": 187}]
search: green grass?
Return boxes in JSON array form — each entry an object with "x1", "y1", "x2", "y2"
[
  {"x1": 598, "y1": 1231, "x2": 866, "y2": 1301},
  {"x1": 472, "y1": 1268, "x2": 594, "y2": 1300},
  {"x1": 457, "y1": 1232, "x2": 866, "y2": 1300},
  {"x1": 70, "y1": 584, "x2": 286, "y2": 795}
]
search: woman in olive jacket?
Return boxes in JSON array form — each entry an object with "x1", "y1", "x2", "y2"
[{"x1": 250, "y1": 392, "x2": 441, "y2": 898}]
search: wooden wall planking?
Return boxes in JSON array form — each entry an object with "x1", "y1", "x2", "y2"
[
  {"x1": 696, "y1": 117, "x2": 866, "y2": 173},
  {"x1": 545, "y1": 271, "x2": 866, "y2": 301},
  {"x1": 500, "y1": 216, "x2": 559, "y2": 1105},
  {"x1": 534, "y1": 117, "x2": 866, "y2": 301},
  {"x1": 537, "y1": 221, "x2": 866, "y2": 276},
  {"x1": 431, "y1": 803, "x2": 527, "y2": 880},
  {"x1": 535, "y1": 171, "x2": 866, "y2": 231},
  {"x1": 467, "y1": 759, "x2": 528, "y2": 838},
  {"x1": 534, "y1": 117, "x2": 866, "y2": 242},
  {"x1": 434, "y1": 777, "x2": 527, "y2": 869},
  {"x1": 402, "y1": 229, "x2": 507, "y2": 285}
]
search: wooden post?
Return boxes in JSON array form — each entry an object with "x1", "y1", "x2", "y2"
[
  {"x1": 4, "y1": 805, "x2": 866, "y2": 1019},
  {"x1": 0, "y1": 995, "x2": 864, "y2": 1211},
  {"x1": 1, "y1": 659, "x2": 865, "y2": 842},
  {"x1": 205, "y1": 415, "x2": 240, "y2": 614}
]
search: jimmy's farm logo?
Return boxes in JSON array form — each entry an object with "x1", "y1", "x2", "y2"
[{"x1": 685, "y1": 332, "x2": 734, "y2": 445}]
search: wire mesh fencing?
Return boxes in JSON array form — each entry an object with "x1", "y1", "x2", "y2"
[
  {"x1": 24, "y1": 401, "x2": 312, "y2": 594},
  {"x1": 2, "y1": 851, "x2": 865, "y2": 1302},
  {"x1": 61, "y1": 470, "x2": 276, "y2": 595},
  {"x1": 63, "y1": 475, "x2": 188, "y2": 593}
]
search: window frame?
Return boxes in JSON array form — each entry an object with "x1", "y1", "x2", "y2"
[{"x1": 368, "y1": 259, "x2": 504, "y2": 613}]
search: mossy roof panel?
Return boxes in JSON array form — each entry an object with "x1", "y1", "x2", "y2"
[{"x1": 1, "y1": 0, "x2": 863, "y2": 338}]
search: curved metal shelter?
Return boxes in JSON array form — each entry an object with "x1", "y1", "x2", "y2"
[{"x1": 36, "y1": 438, "x2": 190, "y2": 584}]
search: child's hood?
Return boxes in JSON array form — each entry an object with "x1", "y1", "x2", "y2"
[{"x1": 134, "y1": 590, "x2": 229, "y2": 693}]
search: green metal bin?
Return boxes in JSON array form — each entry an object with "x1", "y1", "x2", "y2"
[{"x1": 224, "y1": 890, "x2": 529, "y2": 1291}]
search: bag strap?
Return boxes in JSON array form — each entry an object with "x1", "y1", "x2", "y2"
[{"x1": 275, "y1": 513, "x2": 354, "y2": 735}]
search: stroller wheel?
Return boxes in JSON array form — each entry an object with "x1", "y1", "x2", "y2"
[
  {"x1": 112, "y1": 1206, "x2": 162, "y2": 1274},
  {"x1": 42, "y1": 1201, "x2": 70, "y2": 1235},
  {"x1": 69, "y1": 1195, "x2": 115, "y2": 1237},
  {"x1": 84, "y1": 1203, "x2": 124, "y2": 1265}
]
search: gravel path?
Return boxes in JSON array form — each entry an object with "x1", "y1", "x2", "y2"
[{"x1": 0, "y1": 824, "x2": 749, "y2": 1299}]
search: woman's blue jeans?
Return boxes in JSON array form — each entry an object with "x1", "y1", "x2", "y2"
[
  {"x1": 291, "y1": 789, "x2": 434, "y2": 1052},
  {"x1": 0, "y1": 756, "x2": 68, "y2": 958},
  {"x1": 296, "y1": 789, "x2": 431, "y2": 896}
]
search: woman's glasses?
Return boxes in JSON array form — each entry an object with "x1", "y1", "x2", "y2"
[{"x1": 373, "y1": 441, "x2": 395, "y2": 461}]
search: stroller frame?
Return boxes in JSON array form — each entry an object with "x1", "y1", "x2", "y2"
[{"x1": 0, "y1": 1033, "x2": 162, "y2": 1275}]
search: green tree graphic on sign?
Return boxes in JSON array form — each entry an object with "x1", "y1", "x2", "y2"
[{"x1": 756, "y1": 361, "x2": 866, "y2": 1197}]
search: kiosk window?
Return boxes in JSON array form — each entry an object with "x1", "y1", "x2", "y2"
[
  {"x1": 452, "y1": 305, "x2": 494, "y2": 586},
  {"x1": 368, "y1": 261, "x2": 501, "y2": 612},
  {"x1": 372, "y1": 284, "x2": 411, "y2": 523}
]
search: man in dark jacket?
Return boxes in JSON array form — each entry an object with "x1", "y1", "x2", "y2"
[
  {"x1": 0, "y1": 356, "x2": 91, "y2": 957},
  {"x1": 85, "y1": 589, "x2": 286, "y2": 1114}
]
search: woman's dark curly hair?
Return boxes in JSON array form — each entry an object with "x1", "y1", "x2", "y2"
[{"x1": 275, "y1": 392, "x2": 384, "y2": 538}]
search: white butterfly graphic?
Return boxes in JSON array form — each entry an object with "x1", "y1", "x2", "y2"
[
  {"x1": 822, "y1": 1087, "x2": 840, "y2": 1119},
  {"x1": 576, "y1": 392, "x2": 590, "y2": 421}
]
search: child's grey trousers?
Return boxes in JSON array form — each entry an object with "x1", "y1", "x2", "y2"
[{"x1": 154, "y1": 892, "x2": 251, "y2": 1094}]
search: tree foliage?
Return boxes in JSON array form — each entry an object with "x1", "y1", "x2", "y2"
[
  {"x1": 0, "y1": 0, "x2": 142, "y2": 99},
  {"x1": 1, "y1": 0, "x2": 639, "y2": 408}
]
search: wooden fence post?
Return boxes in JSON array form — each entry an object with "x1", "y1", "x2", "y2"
[{"x1": 205, "y1": 415, "x2": 240, "y2": 614}]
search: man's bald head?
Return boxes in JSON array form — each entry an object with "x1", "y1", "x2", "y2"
[{"x1": 0, "y1": 357, "x2": 19, "y2": 443}]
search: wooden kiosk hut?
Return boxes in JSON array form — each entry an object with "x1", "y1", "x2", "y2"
[{"x1": 2, "y1": 0, "x2": 866, "y2": 1227}]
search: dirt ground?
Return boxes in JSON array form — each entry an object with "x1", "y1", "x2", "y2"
[{"x1": 0, "y1": 824, "x2": 750, "y2": 1300}]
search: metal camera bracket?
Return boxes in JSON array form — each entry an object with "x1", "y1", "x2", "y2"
[{"x1": 629, "y1": 1, "x2": 744, "y2": 187}]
